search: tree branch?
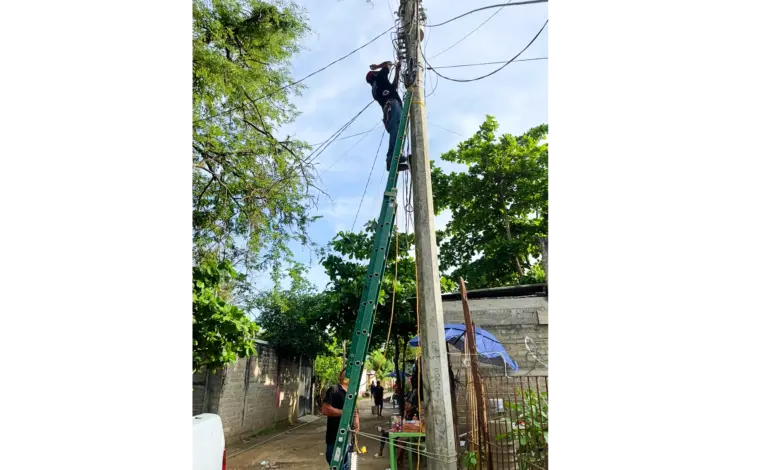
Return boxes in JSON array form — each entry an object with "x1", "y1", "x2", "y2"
[{"x1": 195, "y1": 176, "x2": 215, "y2": 209}]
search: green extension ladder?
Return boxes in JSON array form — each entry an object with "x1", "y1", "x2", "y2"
[{"x1": 328, "y1": 90, "x2": 413, "y2": 470}]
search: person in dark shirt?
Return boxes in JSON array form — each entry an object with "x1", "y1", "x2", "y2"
[
  {"x1": 321, "y1": 369, "x2": 359, "y2": 470},
  {"x1": 392, "y1": 380, "x2": 402, "y2": 410},
  {"x1": 373, "y1": 381, "x2": 385, "y2": 417},
  {"x1": 366, "y1": 60, "x2": 409, "y2": 172}
]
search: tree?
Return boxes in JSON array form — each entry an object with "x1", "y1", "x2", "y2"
[
  {"x1": 193, "y1": 0, "x2": 319, "y2": 277},
  {"x1": 320, "y1": 221, "x2": 455, "y2": 413},
  {"x1": 253, "y1": 266, "x2": 332, "y2": 358},
  {"x1": 193, "y1": 259, "x2": 259, "y2": 372},
  {"x1": 320, "y1": 220, "x2": 420, "y2": 351},
  {"x1": 432, "y1": 117, "x2": 548, "y2": 288},
  {"x1": 365, "y1": 349, "x2": 394, "y2": 382}
]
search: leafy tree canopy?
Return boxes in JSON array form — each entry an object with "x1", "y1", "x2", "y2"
[
  {"x1": 193, "y1": 0, "x2": 319, "y2": 276},
  {"x1": 320, "y1": 220, "x2": 419, "y2": 349},
  {"x1": 193, "y1": 259, "x2": 259, "y2": 372},
  {"x1": 365, "y1": 349, "x2": 394, "y2": 383},
  {"x1": 432, "y1": 117, "x2": 548, "y2": 288},
  {"x1": 253, "y1": 266, "x2": 332, "y2": 358}
]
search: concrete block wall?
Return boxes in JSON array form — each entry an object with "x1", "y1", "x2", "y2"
[
  {"x1": 441, "y1": 295, "x2": 548, "y2": 376},
  {"x1": 441, "y1": 294, "x2": 548, "y2": 431},
  {"x1": 193, "y1": 342, "x2": 308, "y2": 443}
]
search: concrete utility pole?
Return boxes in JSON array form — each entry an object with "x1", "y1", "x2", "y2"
[{"x1": 399, "y1": 1, "x2": 458, "y2": 469}]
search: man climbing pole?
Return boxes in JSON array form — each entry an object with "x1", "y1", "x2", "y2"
[{"x1": 366, "y1": 60, "x2": 409, "y2": 172}]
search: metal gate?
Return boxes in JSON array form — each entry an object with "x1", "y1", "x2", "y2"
[{"x1": 297, "y1": 356, "x2": 314, "y2": 416}]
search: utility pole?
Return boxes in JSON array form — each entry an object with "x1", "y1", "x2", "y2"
[{"x1": 399, "y1": 1, "x2": 458, "y2": 469}]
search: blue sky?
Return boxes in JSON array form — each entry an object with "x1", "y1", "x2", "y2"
[{"x1": 262, "y1": 0, "x2": 548, "y2": 291}]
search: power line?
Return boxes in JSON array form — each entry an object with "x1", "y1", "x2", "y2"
[
  {"x1": 428, "y1": 56, "x2": 547, "y2": 69},
  {"x1": 351, "y1": 130, "x2": 387, "y2": 231},
  {"x1": 420, "y1": 27, "x2": 440, "y2": 99},
  {"x1": 429, "y1": 122, "x2": 464, "y2": 137},
  {"x1": 305, "y1": 101, "x2": 375, "y2": 167},
  {"x1": 426, "y1": 1, "x2": 548, "y2": 28},
  {"x1": 309, "y1": 127, "x2": 378, "y2": 147},
  {"x1": 320, "y1": 121, "x2": 381, "y2": 176},
  {"x1": 424, "y1": 19, "x2": 548, "y2": 83},
  {"x1": 430, "y1": 0, "x2": 512, "y2": 60},
  {"x1": 267, "y1": 100, "x2": 375, "y2": 198},
  {"x1": 196, "y1": 26, "x2": 394, "y2": 122}
]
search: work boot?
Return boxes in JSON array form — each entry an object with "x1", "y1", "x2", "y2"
[{"x1": 387, "y1": 155, "x2": 409, "y2": 172}]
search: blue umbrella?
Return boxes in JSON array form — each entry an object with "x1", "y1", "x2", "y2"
[
  {"x1": 386, "y1": 370, "x2": 407, "y2": 378},
  {"x1": 408, "y1": 323, "x2": 519, "y2": 372}
]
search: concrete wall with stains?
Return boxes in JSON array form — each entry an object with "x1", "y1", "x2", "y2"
[
  {"x1": 440, "y1": 294, "x2": 548, "y2": 432},
  {"x1": 441, "y1": 295, "x2": 548, "y2": 377},
  {"x1": 193, "y1": 342, "x2": 312, "y2": 443}
]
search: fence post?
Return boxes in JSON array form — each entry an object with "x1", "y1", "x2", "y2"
[{"x1": 460, "y1": 278, "x2": 493, "y2": 470}]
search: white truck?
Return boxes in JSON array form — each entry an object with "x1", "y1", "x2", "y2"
[{"x1": 193, "y1": 414, "x2": 226, "y2": 470}]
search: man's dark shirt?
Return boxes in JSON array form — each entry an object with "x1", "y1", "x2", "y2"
[
  {"x1": 370, "y1": 66, "x2": 401, "y2": 108},
  {"x1": 373, "y1": 385, "x2": 384, "y2": 403},
  {"x1": 324, "y1": 384, "x2": 346, "y2": 445}
]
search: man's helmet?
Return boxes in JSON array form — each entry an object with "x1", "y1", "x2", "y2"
[{"x1": 366, "y1": 71, "x2": 376, "y2": 83}]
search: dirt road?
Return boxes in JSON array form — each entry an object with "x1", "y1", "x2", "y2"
[{"x1": 226, "y1": 397, "x2": 412, "y2": 470}]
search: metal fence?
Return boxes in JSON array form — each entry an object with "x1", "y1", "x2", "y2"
[{"x1": 454, "y1": 370, "x2": 548, "y2": 470}]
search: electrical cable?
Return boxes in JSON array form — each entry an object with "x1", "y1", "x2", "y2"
[
  {"x1": 430, "y1": 0, "x2": 513, "y2": 60},
  {"x1": 351, "y1": 129, "x2": 386, "y2": 231},
  {"x1": 429, "y1": 122, "x2": 464, "y2": 137},
  {"x1": 319, "y1": 121, "x2": 380, "y2": 176},
  {"x1": 424, "y1": 19, "x2": 548, "y2": 83},
  {"x1": 267, "y1": 100, "x2": 374, "y2": 197},
  {"x1": 306, "y1": 101, "x2": 375, "y2": 164},
  {"x1": 353, "y1": 430, "x2": 458, "y2": 463},
  {"x1": 426, "y1": 1, "x2": 548, "y2": 28},
  {"x1": 429, "y1": 56, "x2": 547, "y2": 69},
  {"x1": 309, "y1": 126, "x2": 379, "y2": 147}
]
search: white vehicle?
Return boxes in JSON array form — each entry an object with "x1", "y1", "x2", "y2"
[{"x1": 193, "y1": 414, "x2": 226, "y2": 470}]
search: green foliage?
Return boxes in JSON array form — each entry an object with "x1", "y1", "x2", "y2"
[
  {"x1": 315, "y1": 352, "x2": 343, "y2": 394},
  {"x1": 319, "y1": 220, "x2": 419, "y2": 348},
  {"x1": 314, "y1": 338, "x2": 343, "y2": 408},
  {"x1": 254, "y1": 265, "x2": 331, "y2": 358},
  {"x1": 432, "y1": 117, "x2": 548, "y2": 288},
  {"x1": 440, "y1": 276, "x2": 458, "y2": 294},
  {"x1": 463, "y1": 450, "x2": 479, "y2": 469},
  {"x1": 365, "y1": 349, "x2": 394, "y2": 382},
  {"x1": 193, "y1": 259, "x2": 259, "y2": 372},
  {"x1": 193, "y1": 0, "x2": 318, "y2": 277},
  {"x1": 496, "y1": 390, "x2": 549, "y2": 470}
]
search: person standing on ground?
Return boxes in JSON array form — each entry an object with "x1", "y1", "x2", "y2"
[
  {"x1": 366, "y1": 60, "x2": 409, "y2": 172},
  {"x1": 373, "y1": 381, "x2": 385, "y2": 417},
  {"x1": 370, "y1": 379, "x2": 376, "y2": 399},
  {"x1": 321, "y1": 369, "x2": 359, "y2": 469}
]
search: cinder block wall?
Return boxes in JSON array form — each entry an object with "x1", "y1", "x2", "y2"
[
  {"x1": 193, "y1": 342, "x2": 308, "y2": 442},
  {"x1": 441, "y1": 295, "x2": 548, "y2": 431},
  {"x1": 442, "y1": 295, "x2": 548, "y2": 376}
]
